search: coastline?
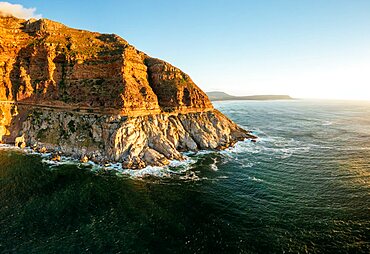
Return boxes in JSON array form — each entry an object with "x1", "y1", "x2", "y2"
[{"x1": 1, "y1": 104, "x2": 256, "y2": 169}]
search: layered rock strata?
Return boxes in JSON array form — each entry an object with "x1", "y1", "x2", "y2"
[{"x1": 0, "y1": 16, "x2": 254, "y2": 168}]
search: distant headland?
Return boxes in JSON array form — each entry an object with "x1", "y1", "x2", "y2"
[{"x1": 207, "y1": 92, "x2": 293, "y2": 101}]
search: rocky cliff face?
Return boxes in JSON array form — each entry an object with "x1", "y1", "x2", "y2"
[{"x1": 0, "y1": 16, "x2": 254, "y2": 168}]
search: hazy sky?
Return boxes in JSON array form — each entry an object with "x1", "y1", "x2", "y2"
[{"x1": 4, "y1": 1, "x2": 370, "y2": 100}]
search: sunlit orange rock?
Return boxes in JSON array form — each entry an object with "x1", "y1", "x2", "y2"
[{"x1": 0, "y1": 16, "x2": 254, "y2": 168}]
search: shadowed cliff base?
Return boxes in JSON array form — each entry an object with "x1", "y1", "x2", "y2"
[
  {"x1": 0, "y1": 16, "x2": 255, "y2": 168},
  {"x1": 0, "y1": 103, "x2": 254, "y2": 168}
]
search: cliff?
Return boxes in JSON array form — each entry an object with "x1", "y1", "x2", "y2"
[{"x1": 0, "y1": 16, "x2": 254, "y2": 168}]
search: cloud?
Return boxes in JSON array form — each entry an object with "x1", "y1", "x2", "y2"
[{"x1": 0, "y1": 2, "x2": 42, "y2": 19}]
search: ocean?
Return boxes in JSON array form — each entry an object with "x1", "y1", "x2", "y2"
[{"x1": 0, "y1": 100, "x2": 369, "y2": 253}]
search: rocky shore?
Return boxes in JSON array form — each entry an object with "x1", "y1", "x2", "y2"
[{"x1": 0, "y1": 16, "x2": 255, "y2": 168}]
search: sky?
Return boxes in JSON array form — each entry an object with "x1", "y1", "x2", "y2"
[{"x1": 2, "y1": 0, "x2": 370, "y2": 100}]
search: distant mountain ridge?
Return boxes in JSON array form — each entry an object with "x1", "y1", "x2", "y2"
[{"x1": 207, "y1": 92, "x2": 292, "y2": 101}]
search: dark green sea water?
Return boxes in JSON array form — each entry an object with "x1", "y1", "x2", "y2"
[{"x1": 1, "y1": 100, "x2": 369, "y2": 253}]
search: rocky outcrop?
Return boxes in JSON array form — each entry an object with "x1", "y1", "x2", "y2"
[
  {"x1": 0, "y1": 16, "x2": 211, "y2": 114},
  {"x1": 0, "y1": 16, "x2": 254, "y2": 168}
]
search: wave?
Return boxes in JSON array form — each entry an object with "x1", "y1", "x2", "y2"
[
  {"x1": 38, "y1": 151, "x2": 204, "y2": 180},
  {"x1": 210, "y1": 157, "x2": 218, "y2": 171},
  {"x1": 322, "y1": 121, "x2": 333, "y2": 126},
  {"x1": 0, "y1": 143, "x2": 218, "y2": 180},
  {"x1": 118, "y1": 158, "x2": 197, "y2": 179},
  {"x1": 221, "y1": 137, "x2": 311, "y2": 160},
  {"x1": 336, "y1": 146, "x2": 370, "y2": 151},
  {"x1": 1, "y1": 129, "x2": 310, "y2": 180},
  {"x1": 248, "y1": 176, "x2": 264, "y2": 182}
]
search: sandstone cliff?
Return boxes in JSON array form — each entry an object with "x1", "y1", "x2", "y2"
[{"x1": 0, "y1": 16, "x2": 254, "y2": 168}]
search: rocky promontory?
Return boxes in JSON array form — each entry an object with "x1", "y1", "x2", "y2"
[{"x1": 0, "y1": 16, "x2": 254, "y2": 168}]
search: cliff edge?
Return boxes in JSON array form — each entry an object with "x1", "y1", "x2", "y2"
[{"x1": 0, "y1": 16, "x2": 254, "y2": 168}]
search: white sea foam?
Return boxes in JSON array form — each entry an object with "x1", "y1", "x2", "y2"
[
  {"x1": 99, "y1": 134, "x2": 311, "y2": 179},
  {"x1": 41, "y1": 156, "x2": 92, "y2": 170},
  {"x1": 16, "y1": 145, "x2": 204, "y2": 180},
  {"x1": 322, "y1": 121, "x2": 333, "y2": 126},
  {"x1": 210, "y1": 157, "x2": 218, "y2": 171},
  {"x1": 248, "y1": 176, "x2": 264, "y2": 182},
  {"x1": 184, "y1": 150, "x2": 214, "y2": 156},
  {"x1": 219, "y1": 134, "x2": 311, "y2": 162},
  {"x1": 117, "y1": 157, "x2": 197, "y2": 179},
  {"x1": 337, "y1": 146, "x2": 370, "y2": 151},
  {"x1": 1, "y1": 133, "x2": 307, "y2": 180},
  {"x1": 242, "y1": 162, "x2": 255, "y2": 168},
  {"x1": 179, "y1": 171, "x2": 200, "y2": 181},
  {"x1": 119, "y1": 166, "x2": 174, "y2": 178},
  {"x1": 221, "y1": 141, "x2": 259, "y2": 154}
]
